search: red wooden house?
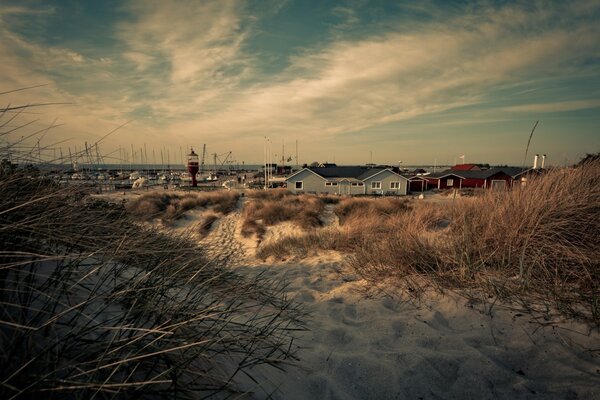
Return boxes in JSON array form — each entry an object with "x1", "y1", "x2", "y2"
[{"x1": 426, "y1": 167, "x2": 534, "y2": 190}]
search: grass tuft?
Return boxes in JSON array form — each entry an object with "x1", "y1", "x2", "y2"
[{"x1": 125, "y1": 191, "x2": 240, "y2": 224}]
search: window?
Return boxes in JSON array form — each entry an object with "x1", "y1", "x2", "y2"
[
  {"x1": 491, "y1": 180, "x2": 506, "y2": 190},
  {"x1": 390, "y1": 181, "x2": 400, "y2": 189},
  {"x1": 295, "y1": 181, "x2": 303, "y2": 190},
  {"x1": 351, "y1": 182, "x2": 358, "y2": 186},
  {"x1": 325, "y1": 182, "x2": 338, "y2": 187},
  {"x1": 331, "y1": 182, "x2": 338, "y2": 186},
  {"x1": 371, "y1": 181, "x2": 381, "y2": 189},
  {"x1": 325, "y1": 182, "x2": 332, "y2": 186},
  {"x1": 358, "y1": 183, "x2": 364, "y2": 186},
  {"x1": 446, "y1": 179, "x2": 454, "y2": 186}
]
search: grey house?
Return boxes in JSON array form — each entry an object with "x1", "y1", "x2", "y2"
[{"x1": 285, "y1": 166, "x2": 408, "y2": 195}]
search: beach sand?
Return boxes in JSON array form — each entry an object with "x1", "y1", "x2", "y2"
[{"x1": 97, "y1": 190, "x2": 600, "y2": 399}]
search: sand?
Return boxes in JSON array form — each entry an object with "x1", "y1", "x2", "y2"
[{"x1": 97, "y1": 189, "x2": 600, "y2": 399}]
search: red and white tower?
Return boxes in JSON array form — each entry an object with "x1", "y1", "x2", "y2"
[{"x1": 187, "y1": 148, "x2": 199, "y2": 187}]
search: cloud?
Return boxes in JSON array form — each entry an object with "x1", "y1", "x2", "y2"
[
  {"x1": 502, "y1": 100, "x2": 600, "y2": 113},
  {"x1": 117, "y1": 0, "x2": 248, "y2": 83},
  {"x1": 165, "y1": 1, "x2": 600, "y2": 145},
  {"x1": 0, "y1": 0, "x2": 599, "y2": 164}
]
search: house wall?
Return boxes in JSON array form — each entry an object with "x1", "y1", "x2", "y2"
[
  {"x1": 286, "y1": 169, "x2": 327, "y2": 194},
  {"x1": 461, "y1": 178, "x2": 485, "y2": 188},
  {"x1": 409, "y1": 179, "x2": 426, "y2": 192},
  {"x1": 363, "y1": 170, "x2": 408, "y2": 195},
  {"x1": 338, "y1": 182, "x2": 365, "y2": 195},
  {"x1": 437, "y1": 175, "x2": 463, "y2": 189},
  {"x1": 485, "y1": 172, "x2": 513, "y2": 189}
]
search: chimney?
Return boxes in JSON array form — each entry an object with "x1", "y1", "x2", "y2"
[
  {"x1": 541, "y1": 154, "x2": 546, "y2": 169},
  {"x1": 533, "y1": 154, "x2": 539, "y2": 169}
]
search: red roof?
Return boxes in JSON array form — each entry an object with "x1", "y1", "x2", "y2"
[{"x1": 451, "y1": 164, "x2": 481, "y2": 171}]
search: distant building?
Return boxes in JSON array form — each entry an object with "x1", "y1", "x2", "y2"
[
  {"x1": 426, "y1": 166, "x2": 541, "y2": 190},
  {"x1": 286, "y1": 166, "x2": 409, "y2": 195}
]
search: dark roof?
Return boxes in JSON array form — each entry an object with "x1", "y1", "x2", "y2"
[
  {"x1": 496, "y1": 167, "x2": 533, "y2": 177},
  {"x1": 357, "y1": 168, "x2": 389, "y2": 180},
  {"x1": 426, "y1": 170, "x2": 466, "y2": 179},
  {"x1": 308, "y1": 166, "x2": 380, "y2": 179},
  {"x1": 428, "y1": 167, "x2": 535, "y2": 180}
]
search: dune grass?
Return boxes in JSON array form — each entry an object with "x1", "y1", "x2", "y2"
[
  {"x1": 125, "y1": 190, "x2": 240, "y2": 224},
  {"x1": 241, "y1": 192, "x2": 326, "y2": 238},
  {"x1": 255, "y1": 163, "x2": 600, "y2": 323},
  {"x1": 196, "y1": 211, "x2": 220, "y2": 237},
  {"x1": 0, "y1": 100, "x2": 303, "y2": 397},
  {"x1": 0, "y1": 171, "x2": 302, "y2": 399}
]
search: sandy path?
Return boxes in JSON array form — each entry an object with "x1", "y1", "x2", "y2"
[{"x1": 199, "y1": 199, "x2": 250, "y2": 266}]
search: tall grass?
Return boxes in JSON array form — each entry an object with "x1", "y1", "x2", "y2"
[
  {"x1": 350, "y1": 164, "x2": 600, "y2": 321},
  {"x1": 125, "y1": 191, "x2": 240, "y2": 224},
  {"x1": 255, "y1": 164, "x2": 599, "y2": 322},
  {"x1": 0, "y1": 102, "x2": 302, "y2": 398},
  {"x1": 241, "y1": 193, "x2": 325, "y2": 237}
]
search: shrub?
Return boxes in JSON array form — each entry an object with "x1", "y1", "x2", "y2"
[
  {"x1": 125, "y1": 191, "x2": 240, "y2": 224},
  {"x1": 241, "y1": 193, "x2": 325, "y2": 237}
]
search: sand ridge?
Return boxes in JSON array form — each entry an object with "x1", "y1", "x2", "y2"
[
  {"x1": 95, "y1": 189, "x2": 600, "y2": 399},
  {"x1": 193, "y1": 198, "x2": 600, "y2": 400}
]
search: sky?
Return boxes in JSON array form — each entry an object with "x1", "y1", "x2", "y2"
[{"x1": 0, "y1": 0, "x2": 599, "y2": 166}]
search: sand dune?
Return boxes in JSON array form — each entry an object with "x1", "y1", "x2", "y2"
[
  {"x1": 230, "y1": 255, "x2": 598, "y2": 399},
  {"x1": 198, "y1": 197, "x2": 599, "y2": 399},
  {"x1": 98, "y1": 190, "x2": 600, "y2": 399}
]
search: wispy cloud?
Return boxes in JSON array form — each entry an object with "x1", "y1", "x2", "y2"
[
  {"x1": 0, "y1": 0, "x2": 598, "y2": 164},
  {"x1": 166, "y1": 1, "x2": 600, "y2": 144},
  {"x1": 503, "y1": 100, "x2": 600, "y2": 113}
]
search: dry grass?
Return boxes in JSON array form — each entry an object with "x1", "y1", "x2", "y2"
[
  {"x1": 0, "y1": 102, "x2": 302, "y2": 398},
  {"x1": 335, "y1": 197, "x2": 411, "y2": 225},
  {"x1": 197, "y1": 211, "x2": 219, "y2": 237},
  {"x1": 350, "y1": 164, "x2": 600, "y2": 322},
  {"x1": 126, "y1": 190, "x2": 240, "y2": 223},
  {"x1": 256, "y1": 230, "x2": 350, "y2": 260},
  {"x1": 255, "y1": 163, "x2": 600, "y2": 323},
  {"x1": 0, "y1": 172, "x2": 303, "y2": 399},
  {"x1": 241, "y1": 193, "x2": 325, "y2": 238}
]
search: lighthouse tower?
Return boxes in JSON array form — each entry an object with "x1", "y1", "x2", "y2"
[{"x1": 187, "y1": 148, "x2": 199, "y2": 187}]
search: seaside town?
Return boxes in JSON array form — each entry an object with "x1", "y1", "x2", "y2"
[{"x1": 1, "y1": 1, "x2": 599, "y2": 399}]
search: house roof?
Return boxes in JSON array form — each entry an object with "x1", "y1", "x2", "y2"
[
  {"x1": 286, "y1": 166, "x2": 406, "y2": 182},
  {"x1": 451, "y1": 164, "x2": 482, "y2": 171},
  {"x1": 285, "y1": 167, "x2": 328, "y2": 181},
  {"x1": 426, "y1": 171, "x2": 466, "y2": 179},
  {"x1": 428, "y1": 167, "x2": 535, "y2": 180},
  {"x1": 308, "y1": 166, "x2": 377, "y2": 179}
]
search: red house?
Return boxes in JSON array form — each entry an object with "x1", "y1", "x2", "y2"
[
  {"x1": 426, "y1": 172, "x2": 465, "y2": 189},
  {"x1": 402, "y1": 175, "x2": 429, "y2": 192},
  {"x1": 426, "y1": 167, "x2": 534, "y2": 190}
]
